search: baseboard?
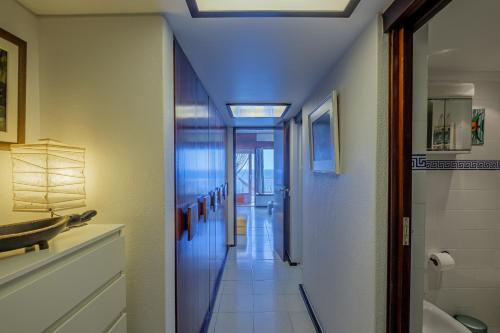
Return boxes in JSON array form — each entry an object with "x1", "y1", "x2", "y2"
[
  {"x1": 285, "y1": 251, "x2": 298, "y2": 266},
  {"x1": 299, "y1": 284, "x2": 323, "y2": 333}
]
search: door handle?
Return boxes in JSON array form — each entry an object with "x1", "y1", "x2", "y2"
[{"x1": 279, "y1": 187, "x2": 289, "y2": 199}]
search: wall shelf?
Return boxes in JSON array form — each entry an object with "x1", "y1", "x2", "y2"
[{"x1": 426, "y1": 150, "x2": 471, "y2": 155}]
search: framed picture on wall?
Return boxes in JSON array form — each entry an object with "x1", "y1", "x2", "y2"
[
  {"x1": 472, "y1": 108, "x2": 485, "y2": 145},
  {"x1": 308, "y1": 90, "x2": 341, "y2": 174},
  {"x1": 0, "y1": 27, "x2": 26, "y2": 150}
]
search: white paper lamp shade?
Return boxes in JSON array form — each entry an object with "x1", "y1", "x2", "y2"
[{"x1": 11, "y1": 139, "x2": 86, "y2": 212}]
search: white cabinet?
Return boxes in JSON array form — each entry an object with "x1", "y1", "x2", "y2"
[
  {"x1": 0, "y1": 224, "x2": 126, "y2": 333},
  {"x1": 427, "y1": 97, "x2": 473, "y2": 152}
]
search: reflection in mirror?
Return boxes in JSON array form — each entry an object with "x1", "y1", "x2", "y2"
[
  {"x1": 312, "y1": 113, "x2": 333, "y2": 162},
  {"x1": 427, "y1": 97, "x2": 472, "y2": 152}
]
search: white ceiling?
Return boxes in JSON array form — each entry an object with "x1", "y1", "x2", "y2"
[
  {"x1": 17, "y1": 0, "x2": 391, "y2": 126},
  {"x1": 429, "y1": 0, "x2": 500, "y2": 73},
  {"x1": 17, "y1": 0, "x2": 173, "y2": 15}
]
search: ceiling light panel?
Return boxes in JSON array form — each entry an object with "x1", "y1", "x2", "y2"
[
  {"x1": 195, "y1": 0, "x2": 351, "y2": 12},
  {"x1": 187, "y1": 0, "x2": 360, "y2": 17},
  {"x1": 228, "y1": 104, "x2": 290, "y2": 118}
]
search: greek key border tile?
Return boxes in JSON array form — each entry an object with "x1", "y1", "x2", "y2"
[{"x1": 412, "y1": 154, "x2": 500, "y2": 171}]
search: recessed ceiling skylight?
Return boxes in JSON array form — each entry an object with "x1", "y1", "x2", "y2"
[
  {"x1": 227, "y1": 104, "x2": 290, "y2": 118},
  {"x1": 187, "y1": 0, "x2": 360, "y2": 18}
]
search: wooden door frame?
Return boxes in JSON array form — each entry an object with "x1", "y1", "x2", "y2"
[{"x1": 382, "y1": 1, "x2": 452, "y2": 333}]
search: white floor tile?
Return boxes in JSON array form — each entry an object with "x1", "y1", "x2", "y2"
[
  {"x1": 219, "y1": 293, "x2": 254, "y2": 313},
  {"x1": 253, "y1": 280, "x2": 300, "y2": 295},
  {"x1": 252, "y1": 251, "x2": 279, "y2": 260},
  {"x1": 224, "y1": 260, "x2": 253, "y2": 271},
  {"x1": 283, "y1": 294, "x2": 309, "y2": 313},
  {"x1": 214, "y1": 313, "x2": 253, "y2": 333},
  {"x1": 210, "y1": 207, "x2": 315, "y2": 332},
  {"x1": 289, "y1": 312, "x2": 316, "y2": 333},
  {"x1": 253, "y1": 294, "x2": 308, "y2": 313},
  {"x1": 212, "y1": 294, "x2": 222, "y2": 313},
  {"x1": 207, "y1": 314, "x2": 217, "y2": 333},
  {"x1": 254, "y1": 312, "x2": 294, "y2": 333},
  {"x1": 247, "y1": 228, "x2": 267, "y2": 236},
  {"x1": 223, "y1": 267, "x2": 253, "y2": 281},
  {"x1": 221, "y1": 280, "x2": 253, "y2": 294}
]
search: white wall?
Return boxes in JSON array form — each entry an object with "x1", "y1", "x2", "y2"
[
  {"x1": 0, "y1": 0, "x2": 43, "y2": 223},
  {"x1": 38, "y1": 15, "x2": 175, "y2": 333},
  {"x1": 422, "y1": 74, "x2": 500, "y2": 333},
  {"x1": 301, "y1": 17, "x2": 388, "y2": 333},
  {"x1": 162, "y1": 19, "x2": 176, "y2": 333}
]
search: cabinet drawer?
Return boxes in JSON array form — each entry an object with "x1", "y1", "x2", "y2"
[
  {"x1": 53, "y1": 275, "x2": 126, "y2": 333},
  {"x1": 0, "y1": 236, "x2": 124, "y2": 333},
  {"x1": 107, "y1": 313, "x2": 127, "y2": 333}
]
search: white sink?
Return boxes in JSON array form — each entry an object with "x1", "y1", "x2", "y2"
[{"x1": 423, "y1": 300, "x2": 469, "y2": 333}]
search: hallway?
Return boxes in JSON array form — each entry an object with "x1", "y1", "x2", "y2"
[
  {"x1": 0, "y1": 0, "x2": 407, "y2": 332},
  {"x1": 208, "y1": 207, "x2": 315, "y2": 333}
]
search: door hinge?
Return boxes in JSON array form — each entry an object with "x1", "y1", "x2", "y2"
[{"x1": 402, "y1": 217, "x2": 410, "y2": 246}]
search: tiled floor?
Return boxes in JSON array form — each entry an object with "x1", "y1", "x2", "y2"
[{"x1": 208, "y1": 207, "x2": 316, "y2": 333}]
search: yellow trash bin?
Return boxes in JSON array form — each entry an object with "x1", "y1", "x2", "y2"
[{"x1": 237, "y1": 215, "x2": 247, "y2": 235}]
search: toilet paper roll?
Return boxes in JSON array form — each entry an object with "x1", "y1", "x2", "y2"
[{"x1": 429, "y1": 252, "x2": 455, "y2": 271}]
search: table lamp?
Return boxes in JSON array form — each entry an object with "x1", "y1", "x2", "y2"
[{"x1": 11, "y1": 139, "x2": 86, "y2": 215}]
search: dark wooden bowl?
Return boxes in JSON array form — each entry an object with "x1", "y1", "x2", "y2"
[{"x1": 0, "y1": 216, "x2": 71, "y2": 253}]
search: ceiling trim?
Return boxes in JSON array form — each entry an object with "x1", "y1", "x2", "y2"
[
  {"x1": 226, "y1": 103, "x2": 292, "y2": 119},
  {"x1": 186, "y1": 0, "x2": 361, "y2": 18}
]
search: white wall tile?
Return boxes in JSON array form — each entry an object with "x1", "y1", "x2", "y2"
[
  {"x1": 412, "y1": 203, "x2": 427, "y2": 236},
  {"x1": 421, "y1": 80, "x2": 500, "y2": 330},
  {"x1": 449, "y1": 171, "x2": 500, "y2": 190},
  {"x1": 443, "y1": 210, "x2": 499, "y2": 230},
  {"x1": 413, "y1": 174, "x2": 428, "y2": 205},
  {"x1": 441, "y1": 229, "x2": 497, "y2": 249},
  {"x1": 448, "y1": 249, "x2": 496, "y2": 268},
  {"x1": 413, "y1": 120, "x2": 428, "y2": 152},
  {"x1": 445, "y1": 190, "x2": 498, "y2": 211}
]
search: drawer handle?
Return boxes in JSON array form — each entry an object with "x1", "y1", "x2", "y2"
[
  {"x1": 198, "y1": 195, "x2": 210, "y2": 223},
  {"x1": 186, "y1": 203, "x2": 198, "y2": 241}
]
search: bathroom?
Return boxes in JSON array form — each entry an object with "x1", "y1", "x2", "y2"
[{"x1": 411, "y1": 0, "x2": 500, "y2": 332}]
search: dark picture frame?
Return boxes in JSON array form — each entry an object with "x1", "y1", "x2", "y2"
[{"x1": 0, "y1": 27, "x2": 26, "y2": 150}]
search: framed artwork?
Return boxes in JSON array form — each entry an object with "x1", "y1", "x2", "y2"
[
  {"x1": 472, "y1": 108, "x2": 485, "y2": 145},
  {"x1": 309, "y1": 90, "x2": 341, "y2": 174},
  {"x1": 0, "y1": 27, "x2": 26, "y2": 150}
]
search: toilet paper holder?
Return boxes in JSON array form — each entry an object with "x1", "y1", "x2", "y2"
[{"x1": 429, "y1": 251, "x2": 450, "y2": 267}]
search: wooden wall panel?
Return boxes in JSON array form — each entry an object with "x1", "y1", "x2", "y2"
[
  {"x1": 215, "y1": 111, "x2": 227, "y2": 280},
  {"x1": 174, "y1": 41, "x2": 228, "y2": 333},
  {"x1": 208, "y1": 99, "x2": 218, "y2": 311}
]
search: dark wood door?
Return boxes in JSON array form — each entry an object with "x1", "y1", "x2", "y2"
[
  {"x1": 175, "y1": 40, "x2": 201, "y2": 333},
  {"x1": 174, "y1": 41, "x2": 227, "y2": 333},
  {"x1": 215, "y1": 120, "x2": 228, "y2": 278},
  {"x1": 282, "y1": 122, "x2": 291, "y2": 261},
  {"x1": 208, "y1": 100, "x2": 218, "y2": 312}
]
